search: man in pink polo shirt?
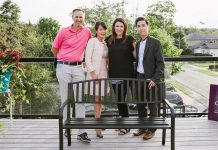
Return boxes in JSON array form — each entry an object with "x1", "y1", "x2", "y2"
[{"x1": 51, "y1": 9, "x2": 92, "y2": 143}]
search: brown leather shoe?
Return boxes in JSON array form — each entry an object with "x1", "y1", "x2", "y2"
[
  {"x1": 133, "y1": 129, "x2": 147, "y2": 136},
  {"x1": 143, "y1": 130, "x2": 155, "y2": 140}
]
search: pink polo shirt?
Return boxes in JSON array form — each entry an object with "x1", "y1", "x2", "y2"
[{"x1": 52, "y1": 25, "x2": 92, "y2": 62}]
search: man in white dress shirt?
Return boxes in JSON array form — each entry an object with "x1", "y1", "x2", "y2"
[{"x1": 133, "y1": 17, "x2": 165, "y2": 140}]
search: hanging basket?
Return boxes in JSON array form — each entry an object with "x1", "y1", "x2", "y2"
[{"x1": 0, "y1": 71, "x2": 12, "y2": 93}]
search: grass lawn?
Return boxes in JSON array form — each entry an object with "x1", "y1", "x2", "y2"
[
  {"x1": 188, "y1": 62, "x2": 218, "y2": 76},
  {"x1": 197, "y1": 69, "x2": 218, "y2": 76},
  {"x1": 190, "y1": 62, "x2": 218, "y2": 68},
  {"x1": 170, "y1": 80, "x2": 193, "y2": 97}
]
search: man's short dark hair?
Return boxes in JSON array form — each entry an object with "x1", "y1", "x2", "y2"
[
  {"x1": 135, "y1": 17, "x2": 149, "y2": 26},
  {"x1": 72, "y1": 9, "x2": 84, "y2": 14}
]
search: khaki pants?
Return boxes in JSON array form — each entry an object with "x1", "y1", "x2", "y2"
[{"x1": 56, "y1": 63, "x2": 86, "y2": 134}]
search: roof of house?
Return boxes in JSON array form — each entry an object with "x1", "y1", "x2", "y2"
[
  {"x1": 205, "y1": 43, "x2": 218, "y2": 49},
  {"x1": 191, "y1": 41, "x2": 205, "y2": 49},
  {"x1": 185, "y1": 33, "x2": 218, "y2": 40},
  {"x1": 195, "y1": 42, "x2": 218, "y2": 49}
]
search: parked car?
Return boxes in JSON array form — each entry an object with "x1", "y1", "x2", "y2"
[
  {"x1": 166, "y1": 104, "x2": 198, "y2": 113},
  {"x1": 127, "y1": 91, "x2": 184, "y2": 113},
  {"x1": 86, "y1": 84, "x2": 184, "y2": 114},
  {"x1": 165, "y1": 91, "x2": 184, "y2": 105},
  {"x1": 86, "y1": 104, "x2": 118, "y2": 115}
]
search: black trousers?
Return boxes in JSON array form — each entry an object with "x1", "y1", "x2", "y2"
[
  {"x1": 112, "y1": 81, "x2": 130, "y2": 117},
  {"x1": 136, "y1": 73, "x2": 158, "y2": 132}
]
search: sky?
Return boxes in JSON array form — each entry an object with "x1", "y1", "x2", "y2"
[{"x1": 1, "y1": 0, "x2": 218, "y2": 28}]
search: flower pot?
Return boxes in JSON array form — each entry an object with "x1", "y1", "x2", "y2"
[{"x1": 0, "y1": 71, "x2": 12, "y2": 93}]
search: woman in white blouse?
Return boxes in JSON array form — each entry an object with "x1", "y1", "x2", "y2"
[{"x1": 85, "y1": 21, "x2": 108, "y2": 138}]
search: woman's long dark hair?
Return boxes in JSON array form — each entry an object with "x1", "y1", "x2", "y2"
[{"x1": 108, "y1": 18, "x2": 128, "y2": 45}]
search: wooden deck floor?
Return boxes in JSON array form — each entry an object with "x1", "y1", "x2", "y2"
[{"x1": 0, "y1": 118, "x2": 218, "y2": 150}]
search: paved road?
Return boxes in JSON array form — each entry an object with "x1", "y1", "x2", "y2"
[{"x1": 171, "y1": 64, "x2": 218, "y2": 110}]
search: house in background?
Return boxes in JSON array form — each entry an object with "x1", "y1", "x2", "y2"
[
  {"x1": 193, "y1": 42, "x2": 218, "y2": 56},
  {"x1": 185, "y1": 33, "x2": 218, "y2": 56}
]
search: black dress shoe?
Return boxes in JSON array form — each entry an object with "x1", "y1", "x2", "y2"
[{"x1": 77, "y1": 132, "x2": 91, "y2": 143}]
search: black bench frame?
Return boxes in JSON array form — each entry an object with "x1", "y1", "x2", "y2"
[{"x1": 59, "y1": 78, "x2": 175, "y2": 150}]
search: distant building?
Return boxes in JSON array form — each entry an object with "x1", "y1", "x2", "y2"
[
  {"x1": 193, "y1": 43, "x2": 218, "y2": 56},
  {"x1": 185, "y1": 33, "x2": 218, "y2": 56}
]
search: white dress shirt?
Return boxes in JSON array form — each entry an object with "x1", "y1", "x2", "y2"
[{"x1": 137, "y1": 39, "x2": 147, "y2": 73}]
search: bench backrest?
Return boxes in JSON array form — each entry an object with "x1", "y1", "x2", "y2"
[{"x1": 67, "y1": 78, "x2": 165, "y2": 102}]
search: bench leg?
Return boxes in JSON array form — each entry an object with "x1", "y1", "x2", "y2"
[
  {"x1": 59, "y1": 125, "x2": 63, "y2": 150},
  {"x1": 171, "y1": 125, "x2": 175, "y2": 150},
  {"x1": 67, "y1": 129, "x2": 71, "y2": 146},
  {"x1": 162, "y1": 128, "x2": 166, "y2": 145}
]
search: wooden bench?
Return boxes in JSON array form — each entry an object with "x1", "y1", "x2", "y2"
[{"x1": 59, "y1": 78, "x2": 175, "y2": 150}]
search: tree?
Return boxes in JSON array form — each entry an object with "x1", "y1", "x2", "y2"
[
  {"x1": 126, "y1": 18, "x2": 139, "y2": 40},
  {"x1": 0, "y1": 1, "x2": 60, "y2": 115},
  {"x1": 173, "y1": 28, "x2": 191, "y2": 55},
  {"x1": 0, "y1": 22, "x2": 22, "y2": 50},
  {"x1": 150, "y1": 28, "x2": 182, "y2": 57},
  {"x1": 0, "y1": 0, "x2": 20, "y2": 23},
  {"x1": 145, "y1": 0, "x2": 184, "y2": 76},
  {"x1": 83, "y1": 0, "x2": 126, "y2": 34},
  {"x1": 146, "y1": 0, "x2": 177, "y2": 35},
  {"x1": 183, "y1": 26, "x2": 199, "y2": 35},
  {"x1": 37, "y1": 17, "x2": 60, "y2": 41},
  {"x1": 0, "y1": 0, "x2": 22, "y2": 50},
  {"x1": 147, "y1": 0, "x2": 176, "y2": 20},
  {"x1": 36, "y1": 17, "x2": 60, "y2": 56}
]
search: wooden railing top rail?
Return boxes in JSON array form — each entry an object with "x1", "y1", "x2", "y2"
[{"x1": 19, "y1": 56, "x2": 218, "y2": 62}]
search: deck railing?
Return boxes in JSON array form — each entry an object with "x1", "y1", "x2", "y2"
[{"x1": 0, "y1": 56, "x2": 217, "y2": 119}]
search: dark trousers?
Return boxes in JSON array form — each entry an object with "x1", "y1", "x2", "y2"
[
  {"x1": 137, "y1": 73, "x2": 158, "y2": 132},
  {"x1": 112, "y1": 82, "x2": 129, "y2": 117}
]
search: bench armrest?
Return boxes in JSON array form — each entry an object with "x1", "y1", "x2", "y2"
[
  {"x1": 59, "y1": 100, "x2": 68, "y2": 119},
  {"x1": 165, "y1": 99, "x2": 175, "y2": 118}
]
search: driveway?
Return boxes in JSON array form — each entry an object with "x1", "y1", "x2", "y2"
[{"x1": 171, "y1": 64, "x2": 218, "y2": 110}]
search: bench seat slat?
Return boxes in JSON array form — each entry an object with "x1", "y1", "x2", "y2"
[
  {"x1": 68, "y1": 117, "x2": 166, "y2": 121},
  {"x1": 64, "y1": 118, "x2": 170, "y2": 129}
]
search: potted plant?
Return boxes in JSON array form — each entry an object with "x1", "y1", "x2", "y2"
[{"x1": 0, "y1": 50, "x2": 21, "y2": 93}]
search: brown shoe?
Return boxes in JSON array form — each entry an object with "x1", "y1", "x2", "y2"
[
  {"x1": 143, "y1": 130, "x2": 155, "y2": 140},
  {"x1": 133, "y1": 129, "x2": 147, "y2": 136}
]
